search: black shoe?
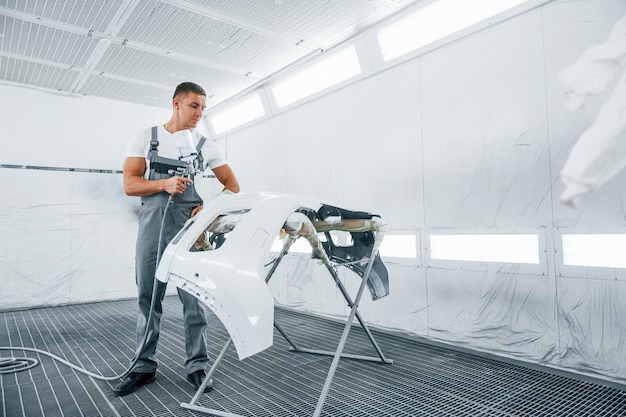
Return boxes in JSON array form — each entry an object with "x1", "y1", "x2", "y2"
[
  {"x1": 187, "y1": 369, "x2": 214, "y2": 392},
  {"x1": 113, "y1": 372, "x2": 156, "y2": 396}
]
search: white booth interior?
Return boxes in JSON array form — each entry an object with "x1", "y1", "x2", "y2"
[{"x1": 1, "y1": 0, "x2": 625, "y2": 390}]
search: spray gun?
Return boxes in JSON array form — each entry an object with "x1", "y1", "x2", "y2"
[
  {"x1": 168, "y1": 130, "x2": 200, "y2": 179},
  {"x1": 165, "y1": 130, "x2": 201, "y2": 205},
  {"x1": 168, "y1": 154, "x2": 199, "y2": 179}
]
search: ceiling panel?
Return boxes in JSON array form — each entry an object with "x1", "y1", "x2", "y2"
[
  {"x1": 0, "y1": 56, "x2": 78, "y2": 91},
  {"x1": 2, "y1": 0, "x2": 125, "y2": 33},
  {"x1": 80, "y1": 75, "x2": 172, "y2": 106},
  {"x1": 0, "y1": 0, "x2": 421, "y2": 110},
  {"x1": 120, "y1": 2, "x2": 253, "y2": 56},
  {"x1": 117, "y1": 0, "x2": 298, "y2": 74},
  {"x1": 2, "y1": 16, "x2": 96, "y2": 66},
  {"x1": 188, "y1": 0, "x2": 405, "y2": 47},
  {"x1": 97, "y1": 44, "x2": 254, "y2": 98}
]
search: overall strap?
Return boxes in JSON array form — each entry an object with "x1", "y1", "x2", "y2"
[
  {"x1": 148, "y1": 126, "x2": 159, "y2": 162},
  {"x1": 196, "y1": 136, "x2": 207, "y2": 171},
  {"x1": 146, "y1": 125, "x2": 192, "y2": 175}
]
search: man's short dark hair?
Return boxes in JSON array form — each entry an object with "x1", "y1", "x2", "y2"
[{"x1": 173, "y1": 82, "x2": 206, "y2": 99}]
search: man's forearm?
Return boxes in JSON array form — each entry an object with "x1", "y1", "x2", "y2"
[
  {"x1": 222, "y1": 179, "x2": 240, "y2": 193},
  {"x1": 124, "y1": 176, "x2": 168, "y2": 197}
]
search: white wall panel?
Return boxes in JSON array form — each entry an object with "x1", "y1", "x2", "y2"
[
  {"x1": 0, "y1": 85, "x2": 169, "y2": 168},
  {"x1": 224, "y1": 114, "x2": 289, "y2": 194},
  {"x1": 0, "y1": 85, "x2": 171, "y2": 309},
  {"x1": 420, "y1": 10, "x2": 552, "y2": 230},
  {"x1": 426, "y1": 268, "x2": 558, "y2": 363},
  {"x1": 0, "y1": 170, "x2": 73, "y2": 308},
  {"x1": 67, "y1": 172, "x2": 138, "y2": 302},
  {"x1": 0, "y1": 169, "x2": 137, "y2": 309},
  {"x1": 72, "y1": 96, "x2": 170, "y2": 170},
  {"x1": 344, "y1": 264, "x2": 429, "y2": 336},
  {"x1": 284, "y1": 94, "x2": 344, "y2": 202},
  {"x1": 557, "y1": 277, "x2": 626, "y2": 380},
  {"x1": 340, "y1": 60, "x2": 423, "y2": 229},
  {"x1": 2, "y1": 88, "x2": 75, "y2": 167}
]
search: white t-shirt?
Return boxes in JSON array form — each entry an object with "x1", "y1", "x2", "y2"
[{"x1": 125, "y1": 125, "x2": 227, "y2": 179}]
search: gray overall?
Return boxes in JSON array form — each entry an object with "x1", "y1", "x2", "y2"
[{"x1": 132, "y1": 126, "x2": 208, "y2": 375}]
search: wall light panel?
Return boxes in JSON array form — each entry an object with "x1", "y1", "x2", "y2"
[
  {"x1": 271, "y1": 45, "x2": 361, "y2": 108},
  {"x1": 210, "y1": 93, "x2": 265, "y2": 135},
  {"x1": 562, "y1": 234, "x2": 626, "y2": 269},
  {"x1": 377, "y1": 0, "x2": 530, "y2": 62},
  {"x1": 379, "y1": 234, "x2": 417, "y2": 259},
  {"x1": 430, "y1": 234, "x2": 540, "y2": 264}
]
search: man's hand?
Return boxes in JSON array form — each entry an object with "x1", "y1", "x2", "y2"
[
  {"x1": 190, "y1": 205, "x2": 203, "y2": 218},
  {"x1": 164, "y1": 176, "x2": 193, "y2": 195},
  {"x1": 123, "y1": 157, "x2": 194, "y2": 197}
]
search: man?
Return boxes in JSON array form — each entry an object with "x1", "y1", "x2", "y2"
[{"x1": 114, "y1": 82, "x2": 239, "y2": 396}]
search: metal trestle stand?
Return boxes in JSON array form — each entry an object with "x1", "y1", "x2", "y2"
[{"x1": 181, "y1": 231, "x2": 392, "y2": 417}]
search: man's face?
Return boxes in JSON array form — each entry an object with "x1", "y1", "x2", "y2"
[{"x1": 174, "y1": 92, "x2": 206, "y2": 129}]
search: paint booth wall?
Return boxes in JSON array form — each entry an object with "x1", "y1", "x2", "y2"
[
  {"x1": 0, "y1": 87, "x2": 227, "y2": 308},
  {"x1": 222, "y1": 0, "x2": 626, "y2": 386},
  {"x1": 0, "y1": 0, "x2": 624, "y2": 388},
  {"x1": 0, "y1": 88, "x2": 173, "y2": 306}
]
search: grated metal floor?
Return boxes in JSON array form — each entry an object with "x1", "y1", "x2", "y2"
[{"x1": 1, "y1": 296, "x2": 625, "y2": 417}]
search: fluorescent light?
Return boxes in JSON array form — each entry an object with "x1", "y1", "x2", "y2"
[
  {"x1": 563, "y1": 234, "x2": 626, "y2": 268},
  {"x1": 377, "y1": 0, "x2": 529, "y2": 61},
  {"x1": 379, "y1": 234, "x2": 417, "y2": 258},
  {"x1": 271, "y1": 45, "x2": 361, "y2": 108},
  {"x1": 210, "y1": 94, "x2": 265, "y2": 134},
  {"x1": 430, "y1": 234, "x2": 539, "y2": 264}
]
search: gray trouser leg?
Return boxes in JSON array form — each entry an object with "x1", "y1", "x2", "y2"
[
  {"x1": 132, "y1": 197, "x2": 208, "y2": 374},
  {"x1": 132, "y1": 202, "x2": 165, "y2": 373},
  {"x1": 178, "y1": 288, "x2": 209, "y2": 374}
]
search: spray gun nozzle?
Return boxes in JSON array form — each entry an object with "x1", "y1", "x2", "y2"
[{"x1": 168, "y1": 163, "x2": 198, "y2": 178}]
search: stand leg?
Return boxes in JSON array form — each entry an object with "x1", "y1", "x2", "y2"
[
  {"x1": 312, "y1": 250, "x2": 379, "y2": 417},
  {"x1": 323, "y1": 263, "x2": 391, "y2": 364},
  {"x1": 274, "y1": 321, "x2": 302, "y2": 351},
  {"x1": 264, "y1": 246, "x2": 304, "y2": 351},
  {"x1": 186, "y1": 338, "x2": 232, "y2": 406},
  {"x1": 267, "y1": 246, "x2": 391, "y2": 364},
  {"x1": 264, "y1": 231, "x2": 392, "y2": 416},
  {"x1": 180, "y1": 403, "x2": 247, "y2": 417},
  {"x1": 264, "y1": 245, "x2": 290, "y2": 284}
]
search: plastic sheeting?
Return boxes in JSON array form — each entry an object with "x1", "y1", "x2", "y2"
[{"x1": 0, "y1": 169, "x2": 139, "y2": 310}]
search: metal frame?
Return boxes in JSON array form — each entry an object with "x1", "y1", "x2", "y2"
[
  {"x1": 266, "y1": 244, "x2": 392, "y2": 365},
  {"x1": 180, "y1": 237, "x2": 392, "y2": 417}
]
